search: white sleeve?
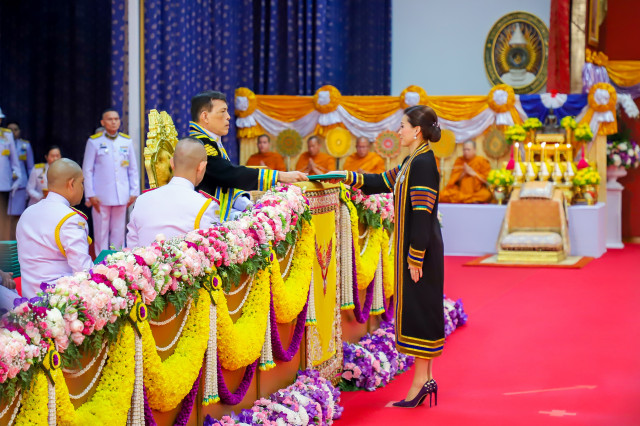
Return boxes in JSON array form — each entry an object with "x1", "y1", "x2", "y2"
[
  {"x1": 82, "y1": 139, "x2": 97, "y2": 199},
  {"x1": 126, "y1": 209, "x2": 139, "y2": 248},
  {"x1": 59, "y1": 215, "x2": 93, "y2": 273},
  {"x1": 198, "y1": 201, "x2": 220, "y2": 230}
]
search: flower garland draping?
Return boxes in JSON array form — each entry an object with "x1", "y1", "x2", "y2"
[
  {"x1": 12, "y1": 370, "x2": 48, "y2": 426},
  {"x1": 141, "y1": 289, "x2": 210, "y2": 412},
  {"x1": 54, "y1": 323, "x2": 135, "y2": 425},
  {"x1": 270, "y1": 222, "x2": 315, "y2": 323},
  {"x1": 205, "y1": 369, "x2": 343, "y2": 426},
  {"x1": 216, "y1": 267, "x2": 271, "y2": 371},
  {"x1": 0, "y1": 185, "x2": 310, "y2": 395}
]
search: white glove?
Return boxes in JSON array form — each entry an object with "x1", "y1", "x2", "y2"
[{"x1": 10, "y1": 180, "x2": 19, "y2": 195}]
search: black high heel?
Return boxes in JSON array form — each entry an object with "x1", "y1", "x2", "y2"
[
  {"x1": 426, "y1": 379, "x2": 438, "y2": 407},
  {"x1": 392, "y1": 380, "x2": 433, "y2": 408}
]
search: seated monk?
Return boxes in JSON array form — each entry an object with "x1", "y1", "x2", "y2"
[
  {"x1": 295, "y1": 135, "x2": 335, "y2": 175},
  {"x1": 343, "y1": 137, "x2": 385, "y2": 174},
  {"x1": 246, "y1": 134, "x2": 286, "y2": 171},
  {"x1": 440, "y1": 140, "x2": 492, "y2": 203}
]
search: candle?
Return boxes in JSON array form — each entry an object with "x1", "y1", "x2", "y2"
[
  {"x1": 566, "y1": 144, "x2": 573, "y2": 162},
  {"x1": 515, "y1": 142, "x2": 520, "y2": 163},
  {"x1": 554, "y1": 143, "x2": 560, "y2": 163},
  {"x1": 541, "y1": 142, "x2": 546, "y2": 163},
  {"x1": 527, "y1": 142, "x2": 532, "y2": 163}
]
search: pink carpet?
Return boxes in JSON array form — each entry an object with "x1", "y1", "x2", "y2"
[{"x1": 338, "y1": 244, "x2": 640, "y2": 425}]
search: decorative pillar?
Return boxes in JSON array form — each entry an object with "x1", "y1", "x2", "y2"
[{"x1": 606, "y1": 166, "x2": 627, "y2": 248}]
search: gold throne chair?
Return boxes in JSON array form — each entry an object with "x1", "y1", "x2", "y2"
[
  {"x1": 496, "y1": 181, "x2": 570, "y2": 263},
  {"x1": 144, "y1": 110, "x2": 179, "y2": 189}
]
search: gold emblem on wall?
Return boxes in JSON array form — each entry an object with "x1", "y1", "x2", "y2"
[{"x1": 484, "y1": 12, "x2": 549, "y2": 94}]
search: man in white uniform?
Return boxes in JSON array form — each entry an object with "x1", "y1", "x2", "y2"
[
  {"x1": 83, "y1": 109, "x2": 139, "y2": 252},
  {"x1": 127, "y1": 138, "x2": 220, "y2": 247},
  {"x1": 0, "y1": 107, "x2": 22, "y2": 241},
  {"x1": 16, "y1": 159, "x2": 93, "y2": 300},
  {"x1": 6, "y1": 120, "x2": 34, "y2": 217}
]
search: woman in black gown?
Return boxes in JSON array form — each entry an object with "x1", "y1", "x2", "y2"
[{"x1": 342, "y1": 105, "x2": 444, "y2": 407}]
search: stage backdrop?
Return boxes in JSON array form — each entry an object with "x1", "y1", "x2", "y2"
[
  {"x1": 141, "y1": 0, "x2": 391, "y2": 164},
  {"x1": 0, "y1": 0, "x2": 112, "y2": 164}
]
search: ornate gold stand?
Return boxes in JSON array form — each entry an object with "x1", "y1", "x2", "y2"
[{"x1": 497, "y1": 250, "x2": 566, "y2": 263}]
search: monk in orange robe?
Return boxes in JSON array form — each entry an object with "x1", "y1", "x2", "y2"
[
  {"x1": 440, "y1": 141, "x2": 492, "y2": 203},
  {"x1": 246, "y1": 134, "x2": 286, "y2": 171},
  {"x1": 295, "y1": 136, "x2": 335, "y2": 175},
  {"x1": 343, "y1": 137, "x2": 385, "y2": 174}
]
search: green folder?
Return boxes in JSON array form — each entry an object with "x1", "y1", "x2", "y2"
[
  {"x1": 94, "y1": 250, "x2": 118, "y2": 264},
  {"x1": 307, "y1": 172, "x2": 347, "y2": 181}
]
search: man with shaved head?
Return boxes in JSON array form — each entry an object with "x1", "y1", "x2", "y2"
[
  {"x1": 16, "y1": 158, "x2": 93, "y2": 299},
  {"x1": 126, "y1": 138, "x2": 220, "y2": 247}
]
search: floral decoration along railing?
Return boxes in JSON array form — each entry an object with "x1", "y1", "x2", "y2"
[{"x1": 0, "y1": 183, "x2": 402, "y2": 425}]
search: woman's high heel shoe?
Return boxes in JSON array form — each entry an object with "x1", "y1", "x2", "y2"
[
  {"x1": 392, "y1": 380, "x2": 434, "y2": 408},
  {"x1": 426, "y1": 379, "x2": 438, "y2": 407}
]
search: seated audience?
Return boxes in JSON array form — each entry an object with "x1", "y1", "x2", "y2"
[
  {"x1": 26, "y1": 145, "x2": 62, "y2": 206},
  {"x1": 440, "y1": 140, "x2": 492, "y2": 204},
  {"x1": 127, "y1": 138, "x2": 220, "y2": 247},
  {"x1": 246, "y1": 134, "x2": 286, "y2": 171},
  {"x1": 0, "y1": 268, "x2": 17, "y2": 313},
  {"x1": 295, "y1": 136, "x2": 335, "y2": 175},
  {"x1": 343, "y1": 136, "x2": 385, "y2": 174},
  {"x1": 16, "y1": 159, "x2": 93, "y2": 299}
]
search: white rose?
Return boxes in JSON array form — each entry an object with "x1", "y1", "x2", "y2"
[
  {"x1": 613, "y1": 154, "x2": 622, "y2": 166},
  {"x1": 629, "y1": 149, "x2": 635, "y2": 157},
  {"x1": 618, "y1": 142, "x2": 628, "y2": 151},
  {"x1": 49, "y1": 295, "x2": 62, "y2": 308}
]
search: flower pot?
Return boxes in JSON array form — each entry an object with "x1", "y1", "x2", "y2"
[
  {"x1": 492, "y1": 185, "x2": 508, "y2": 205},
  {"x1": 606, "y1": 165, "x2": 627, "y2": 186}
]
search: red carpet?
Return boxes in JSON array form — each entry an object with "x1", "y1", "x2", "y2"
[{"x1": 338, "y1": 244, "x2": 640, "y2": 425}]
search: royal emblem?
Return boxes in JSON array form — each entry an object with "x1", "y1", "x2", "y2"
[
  {"x1": 484, "y1": 12, "x2": 549, "y2": 94},
  {"x1": 315, "y1": 237, "x2": 333, "y2": 295}
]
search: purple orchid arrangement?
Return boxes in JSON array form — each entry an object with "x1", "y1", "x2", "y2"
[
  {"x1": 341, "y1": 296, "x2": 467, "y2": 392},
  {"x1": 204, "y1": 369, "x2": 342, "y2": 425},
  {"x1": 340, "y1": 321, "x2": 414, "y2": 392}
]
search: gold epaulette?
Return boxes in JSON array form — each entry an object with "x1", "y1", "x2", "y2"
[
  {"x1": 204, "y1": 144, "x2": 218, "y2": 157},
  {"x1": 34, "y1": 163, "x2": 45, "y2": 169},
  {"x1": 119, "y1": 132, "x2": 131, "y2": 139},
  {"x1": 0, "y1": 127, "x2": 10, "y2": 133},
  {"x1": 90, "y1": 132, "x2": 103, "y2": 139}
]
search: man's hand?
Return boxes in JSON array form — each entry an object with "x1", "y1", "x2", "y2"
[
  {"x1": 408, "y1": 264, "x2": 422, "y2": 283},
  {"x1": 278, "y1": 171, "x2": 309, "y2": 184},
  {"x1": 357, "y1": 168, "x2": 366, "y2": 174},
  {"x1": 10, "y1": 179, "x2": 19, "y2": 195},
  {"x1": 259, "y1": 160, "x2": 266, "y2": 167},
  {"x1": 89, "y1": 196, "x2": 101, "y2": 213},
  {"x1": 0, "y1": 270, "x2": 16, "y2": 290},
  {"x1": 127, "y1": 195, "x2": 137, "y2": 208}
]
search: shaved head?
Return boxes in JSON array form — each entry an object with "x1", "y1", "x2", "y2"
[
  {"x1": 173, "y1": 138, "x2": 207, "y2": 171},
  {"x1": 47, "y1": 158, "x2": 85, "y2": 205},
  {"x1": 171, "y1": 138, "x2": 209, "y2": 186},
  {"x1": 356, "y1": 137, "x2": 370, "y2": 158},
  {"x1": 462, "y1": 140, "x2": 477, "y2": 161},
  {"x1": 47, "y1": 158, "x2": 82, "y2": 189}
]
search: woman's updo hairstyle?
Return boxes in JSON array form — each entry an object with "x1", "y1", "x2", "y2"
[{"x1": 404, "y1": 105, "x2": 441, "y2": 143}]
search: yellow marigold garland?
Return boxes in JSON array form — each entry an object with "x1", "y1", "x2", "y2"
[
  {"x1": 141, "y1": 288, "x2": 210, "y2": 412},
  {"x1": 54, "y1": 323, "x2": 135, "y2": 425},
  {"x1": 217, "y1": 267, "x2": 271, "y2": 371},
  {"x1": 271, "y1": 221, "x2": 315, "y2": 323},
  {"x1": 13, "y1": 370, "x2": 48, "y2": 426},
  {"x1": 344, "y1": 198, "x2": 384, "y2": 289},
  {"x1": 381, "y1": 231, "x2": 394, "y2": 299}
]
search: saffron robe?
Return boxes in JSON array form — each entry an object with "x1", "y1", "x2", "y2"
[
  {"x1": 295, "y1": 152, "x2": 335, "y2": 175},
  {"x1": 439, "y1": 156, "x2": 492, "y2": 203},
  {"x1": 246, "y1": 152, "x2": 286, "y2": 171},
  {"x1": 343, "y1": 151, "x2": 385, "y2": 174}
]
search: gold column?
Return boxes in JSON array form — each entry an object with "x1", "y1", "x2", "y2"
[{"x1": 570, "y1": 0, "x2": 587, "y2": 93}]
